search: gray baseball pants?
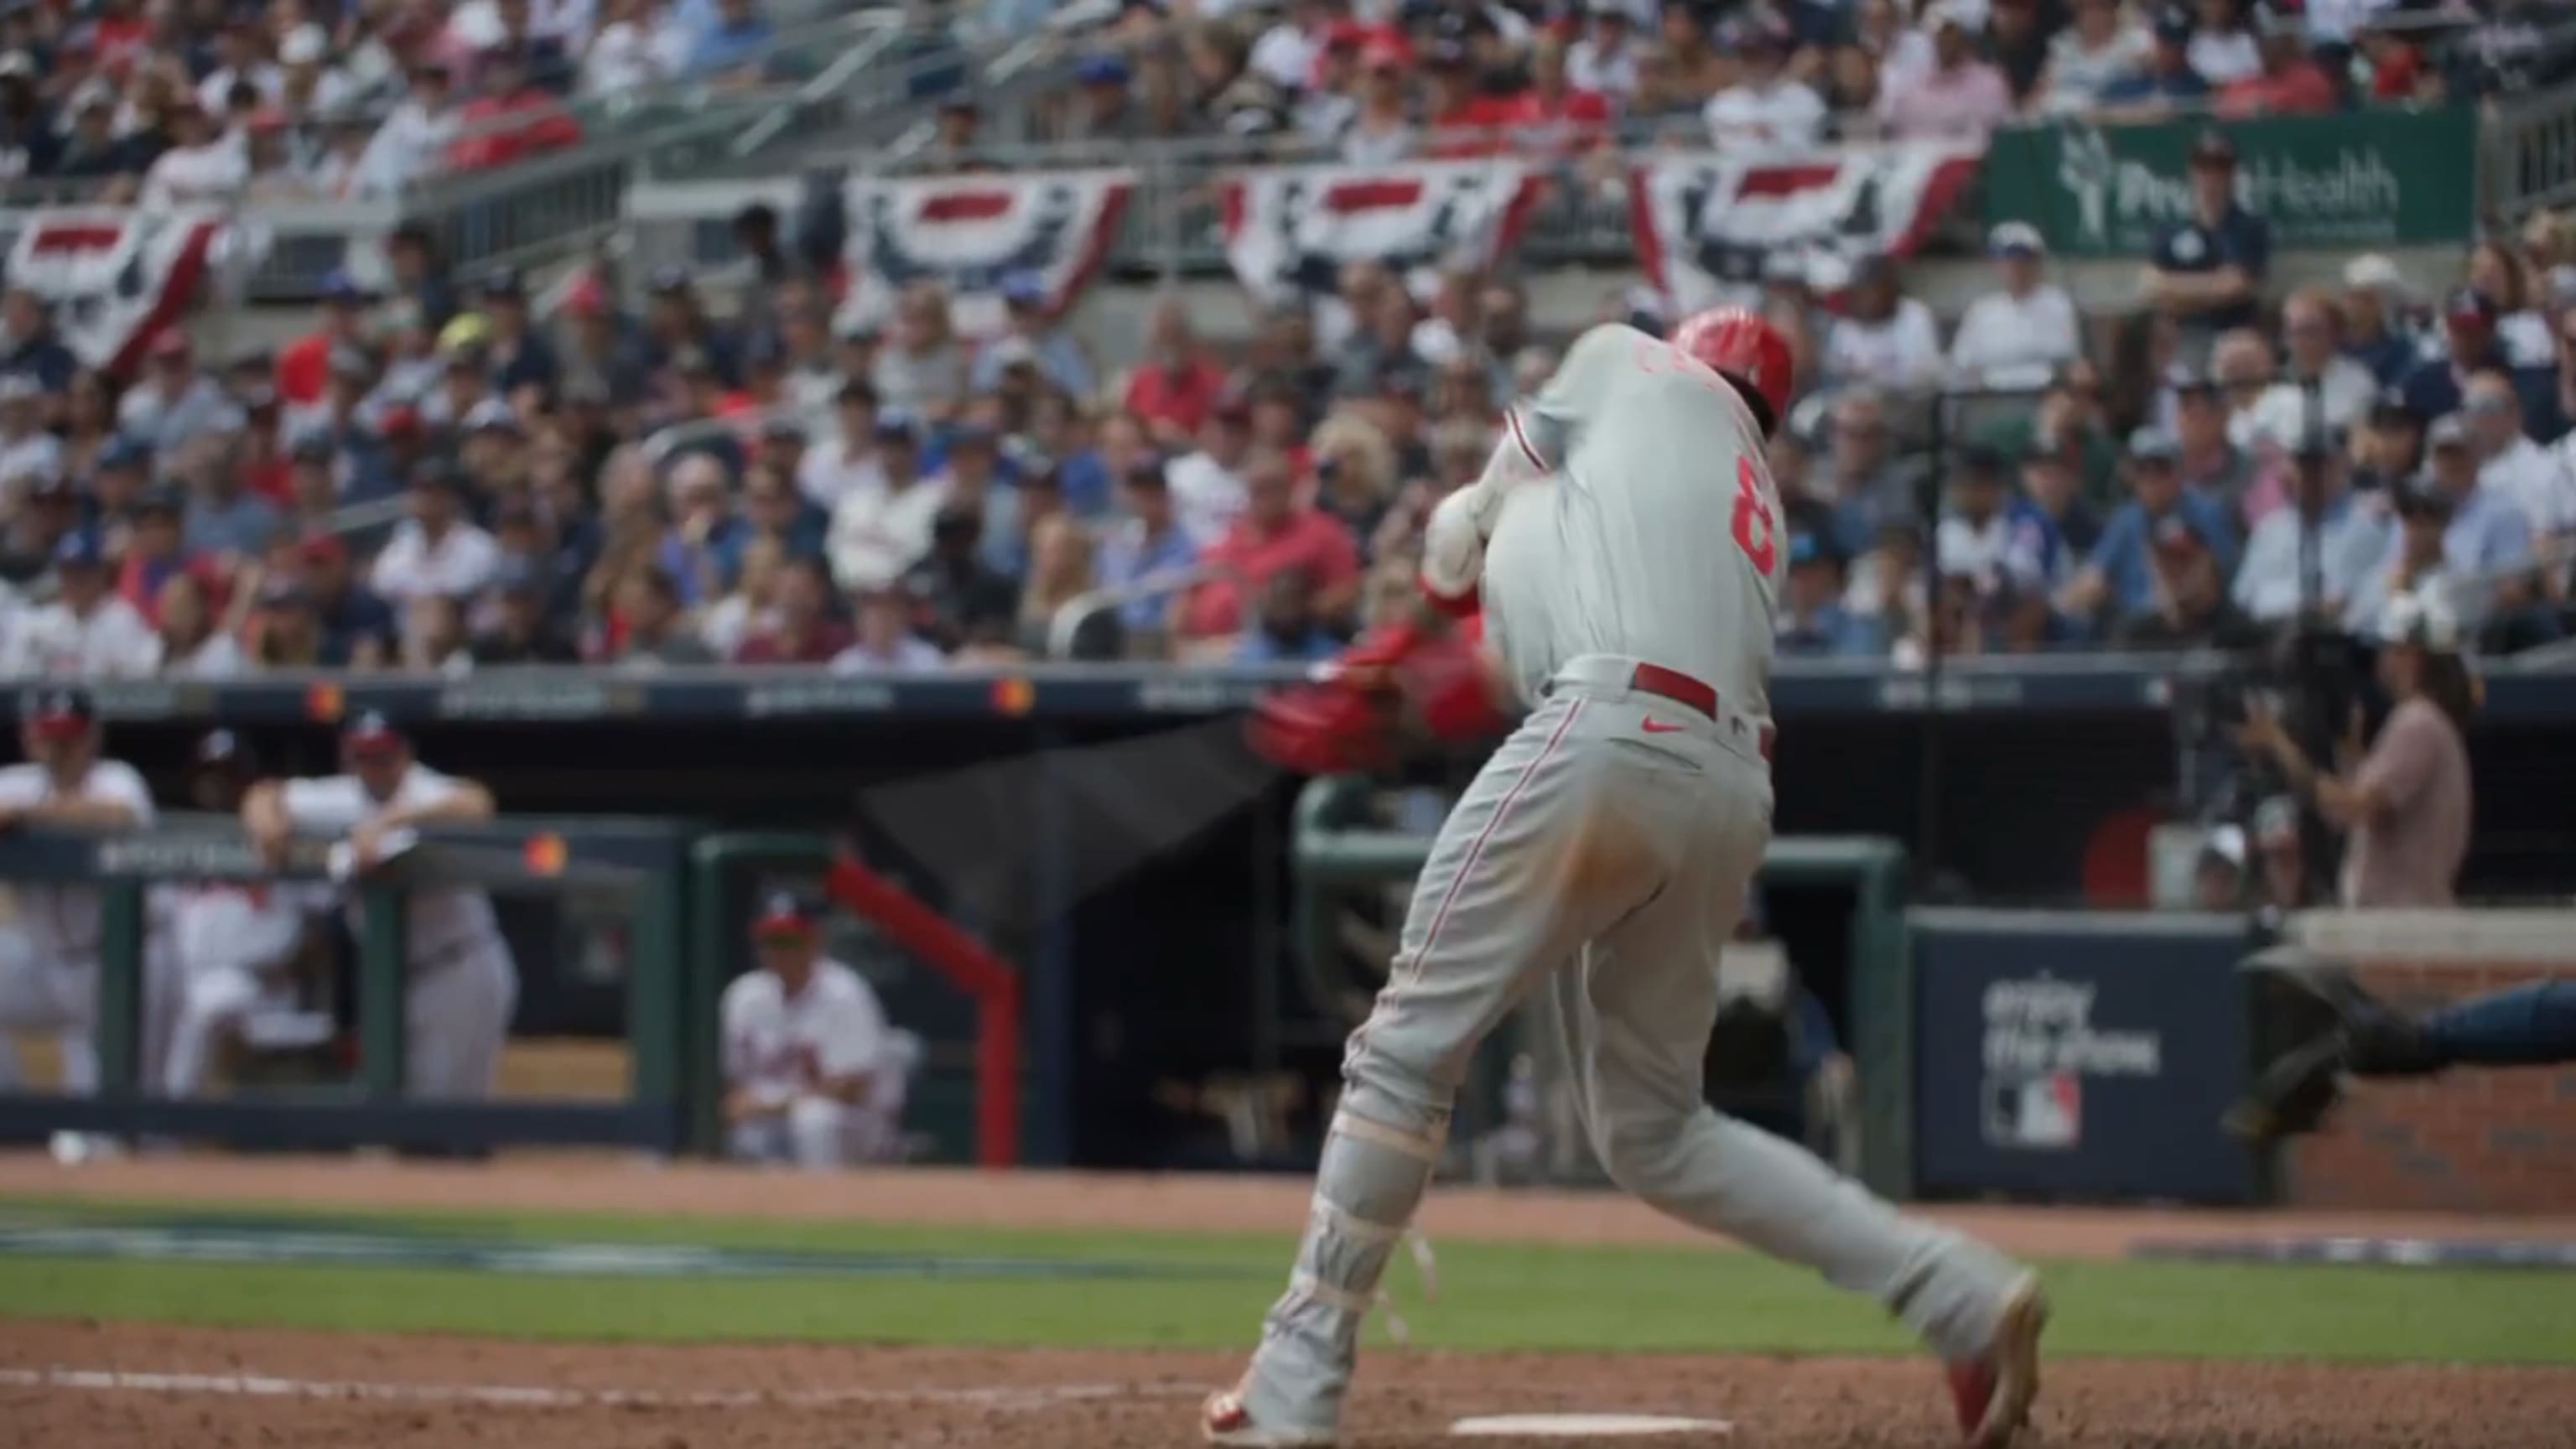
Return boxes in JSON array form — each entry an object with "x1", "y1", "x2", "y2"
[{"x1": 1232, "y1": 656, "x2": 2025, "y2": 1436}]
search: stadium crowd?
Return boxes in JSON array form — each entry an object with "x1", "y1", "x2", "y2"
[{"x1": 0, "y1": 0, "x2": 2569, "y2": 681}]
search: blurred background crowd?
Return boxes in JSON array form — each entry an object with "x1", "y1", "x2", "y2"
[{"x1": 0, "y1": 0, "x2": 2568, "y2": 685}]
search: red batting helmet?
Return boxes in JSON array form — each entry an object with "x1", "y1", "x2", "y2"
[{"x1": 1670, "y1": 307, "x2": 1793, "y2": 440}]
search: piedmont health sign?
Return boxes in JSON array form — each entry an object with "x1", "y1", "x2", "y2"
[{"x1": 1983, "y1": 109, "x2": 2477, "y2": 257}]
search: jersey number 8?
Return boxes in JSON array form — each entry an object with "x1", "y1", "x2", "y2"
[{"x1": 1731, "y1": 457, "x2": 1776, "y2": 575}]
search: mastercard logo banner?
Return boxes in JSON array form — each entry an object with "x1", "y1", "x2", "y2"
[
  {"x1": 305, "y1": 682, "x2": 345, "y2": 722},
  {"x1": 990, "y1": 678, "x2": 1036, "y2": 717},
  {"x1": 522, "y1": 834, "x2": 568, "y2": 878}
]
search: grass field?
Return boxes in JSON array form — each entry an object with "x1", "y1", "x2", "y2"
[{"x1": 3, "y1": 1194, "x2": 2572, "y2": 1366}]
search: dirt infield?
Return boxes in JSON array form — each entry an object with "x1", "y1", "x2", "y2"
[{"x1": 4, "y1": 1154, "x2": 2575, "y2": 1448}]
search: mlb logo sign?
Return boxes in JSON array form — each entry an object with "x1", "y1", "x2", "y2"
[{"x1": 1983, "y1": 1072, "x2": 2081, "y2": 1150}]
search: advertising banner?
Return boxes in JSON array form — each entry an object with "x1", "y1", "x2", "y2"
[
  {"x1": 1983, "y1": 110, "x2": 2477, "y2": 257},
  {"x1": 1913, "y1": 909, "x2": 2258, "y2": 1202}
]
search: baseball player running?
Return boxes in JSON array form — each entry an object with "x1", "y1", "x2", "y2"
[
  {"x1": 240, "y1": 712, "x2": 519, "y2": 1098},
  {"x1": 1208, "y1": 312, "x2": 2046, "y2": 1448},
  {"x1": 0, "y1": 688, "x2": 157, "y2": 1099}
]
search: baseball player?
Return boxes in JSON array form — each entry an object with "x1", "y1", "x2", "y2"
[
  {"x1": 1211, "y1": 313, "x2": 2044, "y2": 1449},
  {"x1": 0, "y1": 688, "x2": 157, "y2": 1098},
  {"x1": 719, "y1": 889, "x2": 910, "y2": 1169},
  {"x1": 239, "y1": 712, "x2": 518, "y2": 1098},
  {"x1": 157, "y1": 732, "x2": 330, "y2": 1099}
]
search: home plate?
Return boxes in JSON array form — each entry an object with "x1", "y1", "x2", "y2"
[{"x1": 1449, "y1": 1413, "x2": 1732, "y2": 1437}]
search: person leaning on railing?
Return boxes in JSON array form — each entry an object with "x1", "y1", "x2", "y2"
[{"x1": 2234, "y1": 592, "x2": 2474, "y2": 908}]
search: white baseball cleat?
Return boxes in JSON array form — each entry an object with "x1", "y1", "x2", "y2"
[
  {"x1": 1201, "y1": 1382, "x2": 1340, "y2": 1447},
  {"x1": 1945, "y1": 1271, "x2": 2049, "y2": 1449}
]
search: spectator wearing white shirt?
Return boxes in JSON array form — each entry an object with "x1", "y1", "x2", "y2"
[
  {"x1": 2245, "y1": 289, "x2": 2382, "y2": 444},
  {"x1": 2035, "y1": 0, "x2": 2151, "y2": 113},
  {"x1": 197, "y1": 21, "x2": 283, "y2": 116},
  {"x1": 140, "y1": 101, "x2": 250, "y2": 210},
  {"x1": 0, "y1": 373, "x2": 62, "y2": 495},
  {"x1": 2464, "y1": 367, "x2": 2573, "y2": 537},
  {"x1": 5, "y1": 534, "x2": 158, "y2": 678},
  {"x1": 830, "y1": 584, "x2": 948, "y2": 673},
  {"x1": 720, "y1": 889, "x2": 911, "y2": 1168},
  {"x1": 371, "y1": 464, "x2": 502, "y2": 603},
  {"x1": 799, "y1": 383, "x2": 891, "y2": 511},
  {"x1": 1337, "y1": 39, "x2": 1420, "y2": 164},
  {"x1": 1249, "y1": 0, "x2": 1334, "y2": 91},
  {"x1": 2232, "y1": 433, "x2": 2391, "y2": 623},
  {"x1": 356, "y1": 62, "x2": 461, "y2": 195},
  {"x1": 1703, "y1": 18, "x2": 1827, "y2": 149},
  {"x1": 149, "y1": 572, "x2": 248, "y2": 678},
  {"x1": 117, "y1": 332, "x2": 237, "y2": 454},
  {"x1": 0, "y1": 688, "x2": 156, "y2": 1099},
  {"x1": 1826, "y1": 255, "x2": 1945, "y2": 393},
  {"x1": 242, "y1": 714, "x2": 518, "y2": 1100},
  {"x1": 1949, "y1": 222, "x2": 2082, "y2": 391},
  {"x1": 827, "y1": 413, "x2": 947, "y2": 592},
  {"x1": 1568, "y1": 0, "x2": 1644, "y2": 99},
  {"x1": 274, "y1": 23, "x2": 357, "y2": 119},
  {"x1": 2187, "y1": 0, "x2": 2262, "y2": 85},
  {"x1": 582, "y1": 0, "x2": 693, "y2": 95},
  {"x1": 1166, "y1": 398, "x2": 1256, "y2": 547}
]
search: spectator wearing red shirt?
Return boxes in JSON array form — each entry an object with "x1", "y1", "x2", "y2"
[
  {"x1": 2217, "y1": 17, "x2": 2339, "y2": 117},
  {"x1": 1504, "y1": 33, "x2": 1613, "y2": 156},
  {"x1": 444, "y1": 48, "x2": 584, "y2": 174},
  {"x1": 1180, "y1": 449, "x2": 1362, "y2": 641},
  {"x1": 1123, "y1": 296, "x2": 1233, "y2": 450},
  {"x1": 732, "y1": 555, "x2": 853, "y2": 663},
  {"x1": 276, "y1": 271, "x2": 377, "y2": 408},
  {"x1": 1425, "y1": 39, "x2": 1521, "y2": 158}
]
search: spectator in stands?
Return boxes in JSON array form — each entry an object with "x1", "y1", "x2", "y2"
[
  {"x1": 1125, "y1": 295, "x2": 1234, "y2": 451},
  {"x1": 2402, "y1": 288, "x2": 2511, "y2": 426},
  {"x1": 1935, "y1": 444, "x2": 2054, "y2": 593},
  {"x1": 293, "y1": 536, "x2": 394, "y2": 668},
  {"x1": 1851, "y1": 0, "x2": 1935, "y2": 89},
  {"x1": 1704, "y1": 15, "x2": 1826, "y2": 148},
  {"x1": 373, "y1": 463, "x2": 501, "y2": 604},
  {"x1": 689, "y1": 0, "x2": 775, "y2": 84},
  {"x1": 397, "y1": 592, "x2": 472, "y2": 672},
  {"x1": 1181, "y1": 449, "x2": 1359, "y2": 647},
  {"x1": 833, "y1": 580, "x2": 945, "y2": 672},
  {"x1": 3, "y1": 476, "x2": 81, "y2": 584},
  {"x1": 828, "y1": 412, "x2": 942, "y2": 593},
  {"x1": 1984, "y1": 0, "x2": 2054, "y2": 106},
  {"x1": 2233, "y1": 431, "x2": 2388, "y2": 625},
  {"x1": 1167, "y1": 397, "x2": 1256, "y2": 547},
  {"x1": 2172, "y1": 370, "x2": 2256, "y2": 502},
  {"x1": 2215, "y1": 8, "x2": 2336, "y2": 115},
  {"x1": 2248, "y1": 289, "x2": 2380, "y2": 444},
  {"x1": 584, "y1": 0, "x2": 691, "y2": 95},
  {"x1": 1814, "y1": 389, "x2": 1919, "y2": 558},
  {"x1": 446, "y1": 48, "x2": 583, "y2": 174},
  {"x1": 657, "y1": 453, "x2": 740, "y2": 608},
  {"x1": 733, "y1": 554, "x2": 849, "y2": 664},
  {"x1": 905, "y1": 505, "x2": 1018, "y2": 653},
  {"x1": 608, "y1": 564, "x2": 717, "y2": 667},
  {"x1": 8, "y1": 533, "x2": 158, "y2": 678},
  {"x1": 118, "y1": 332, "x2": 234, "y2": 454},
  {"x1": 1779, "y1": 529, "x2": 1883, "y2": 657},
  {"x1": 800, "y1": 383, "x2": 885, "y2": 510},
  {"x1": 1512, "y1": 31, "x2": 1614, "y2": 154},
  {"x1": 2464, "y1": 368, "x2": 2571, "y2": 537},
  {"x1": 176, "y1": 444, "x2": 279, "y2": 561},
  {"x1": 1949, "y1": 222, "x2": 2082, "y2": 391},
  {"x1": 0, "y1": 374, "x2": 60, "y2": 488},
  {"x1": 1338, "y1": 35, "x2": 1420, "y2": 163},
  {"x1": 2143, "y1": 132, "x2": 2270, "y2": 349},
  {"x1": 150, "y1": 572, "x2": 244, "y2": 678},
  {"x1": 1233, "y1": 565, "x2": 1340, "y2": 664},
  {"x1": 2213, "y1": 327, "x2": 2280, "y2": 453},
  {"x1": 2096, "y1": 7, "x2": 2210, "y2": 114},
  {"x1": 1569, "y1": 0, "x2": 1644, "y2": 100},
  {"x1": 934, "y1": 425, "x2": 1027, "y2": 579},
  {"x1": 2346, "y1": 475, "x2": 2464, "y2": 635},
  {"x1": 141, "y1": 98, "x2": 247, "y2": 208},
  {"x1": 2018, "y1": 437, "x2": 2099, "y2": 562},
  {"x1": 2465, "y1": 238, "x2": 2559, "y2": 380},
  {"x1": 1096, "y1": 458, "x2": 1199, "y2": 637},
  {"x1": 2063, "y1": 426, "x2": 2240, "y2": 621},
  {"x1": 2035, "y1": 0, "x2": 2150, "y2": 113},
  {"x1": 870, "y1": 283, "x2": 969, "y2": 423},
  {"x1": 974, "y1": 275, "x2": 1095, "y2": 400},
  {"x1": 2186, "y1": 0, "x2": 2261, "y2": 84},
  {"x1": 1015, "y1": 511, "x2": 1106, "y2": 657},
  {"x1": 2112, "y1": 512, "x2": 2262, "y2": 650},
  {"x1": 1825, "y1": 255, "x2": 1942, "y2": 393},
  {"x1": 1, "y1": 291, "x2": 75, "y2": 399},
  {"x1": 1875, "y1": 4, "x2": 2011, "y2": 138},
  {"x1": 470, "y1": 558, "x2": 580, "y2": 664}
]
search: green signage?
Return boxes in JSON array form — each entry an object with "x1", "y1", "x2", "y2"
[{"x1": 1983, "y1": 108, "x2": 2478, "y2": 257}]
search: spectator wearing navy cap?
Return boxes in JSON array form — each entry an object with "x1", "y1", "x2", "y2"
[
  {"x1": 719, "y1": 886, "x2": 910, "y2": 1169},
  {"x1": 827, "y1": 409, "x2": 943, "y2": 592},
  {"x1": 2142, "y1": 130, "x2": 2270, "y2": 344},
  {"x1": 470, "y1": 556, "x2": 580, "y2": 664},
  {"x1": 1779, "y1": 529, "x2": 1883, "y2": 657},
  {"x1": 373, "y1": 462, "x2": 501, "y2": 603},
  {"x1": 970, "y1": 272, "x2": 1095, "y2": 399},
  {"x1": 0, "y1": 287, "x2": 75, "y2": 397},
  {"x1": 903, "y1": 504, "x2": 1020, "y2": 653},
  {"x1": 5, "y1": 532, "x2": 158, "y2": 678},
  {"x1": 2111, "y1": 511, "x2": 2264, "y2": 650},
  {"x1": 0, "y1": 686, "x2": 157, "y2": 1102},
  {"x1": 1059, "y1": 51, "x2": 1148, "y2": 148},
  {"x1": 243, "y1": 714, "x2": 519, "y2": 1099},
  {"x1": 479, "y1": 267, "x2": 560, "y2": 401},
  {"x1": 2, "y1": 475, "x2": 82, "y2": 584}
]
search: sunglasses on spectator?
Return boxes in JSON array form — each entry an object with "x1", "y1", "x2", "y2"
[{"x1": 2466, "y1": 394, "x2": 2513, "y2": 414}]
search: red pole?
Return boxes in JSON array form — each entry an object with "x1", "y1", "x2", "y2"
[{"x1": 822, "y1": 856, "x2": 1021, "y2": 1168}]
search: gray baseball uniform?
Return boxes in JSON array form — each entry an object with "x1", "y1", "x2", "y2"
[{"x1": 1224, "y1": 325, "x2": 2025, "y2": 1441}]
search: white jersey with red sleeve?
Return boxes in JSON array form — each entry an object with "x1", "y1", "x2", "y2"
[{"x1": 1476, "y1": 322, "x2": 1785, "y2": 717}]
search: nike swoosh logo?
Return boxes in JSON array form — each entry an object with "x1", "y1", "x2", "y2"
[{"x1": 1640, "y1": 718, "x2": 1686, "y2": 734}]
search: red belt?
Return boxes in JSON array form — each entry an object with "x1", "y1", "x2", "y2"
[{"x1": 1627, "y1": 662, "x2": 1775, "y2": 763}]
